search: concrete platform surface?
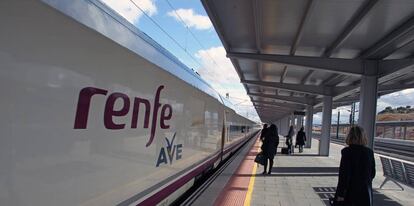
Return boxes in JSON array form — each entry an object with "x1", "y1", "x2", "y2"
[{"x1": 248, "y1": 138, "x2": 414, "y2": 206}]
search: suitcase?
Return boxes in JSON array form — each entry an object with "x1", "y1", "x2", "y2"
[{"x1": 281, "y1": 147, "x2": 289, "y2": 154}]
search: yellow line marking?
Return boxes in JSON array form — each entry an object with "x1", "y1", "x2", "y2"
[{"x1": 244, "y1": 143, "x2": 260, "y2": 206}]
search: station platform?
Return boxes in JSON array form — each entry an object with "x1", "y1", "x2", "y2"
[{"x1": 190, "y1": 134, "x2": 414, "y2": 206}]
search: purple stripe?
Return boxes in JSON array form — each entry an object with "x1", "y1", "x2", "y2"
[
  {"x1": 137, "y1": 154, "x2": 219, "y2": 205},
  {"x1": 136, "y1": 133, "x2": 258, "y2": 205},
  {"x1": 223, "y1": 138, "x2": 245, "y2": 154}
]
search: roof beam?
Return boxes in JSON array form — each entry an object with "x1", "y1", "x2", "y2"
[
  {"x1": 256, "y1": 110, "x2": 290, "y2": 118},
  {"x1": 201, "y1": 0, "x2": 230, "y2": 51},
  {"x1": 379, "y1": 58, "x2": 414, "y2": 77},
  {"x1": 256, "y1": 109, "x2": 288, "y2": 117},
  {"x1": 252, "y1": 100, "x2": 305, "y2": 110},
  {"x1": 243, "y1": 79, "x2": 355, "y2": 96},
  {"x1": 252, "y1": 0, "x2": 262, "y2": 53},
  {"x1": 323, "y1": 0, "x2": 379, "y2": 57},
  {"x1": 300, "y1": 70, "x2": 315, "y2": 84},
  {"x1": 248, "y1": 92, "x2": 314, "y2": 105},
  {"x1": 359, "y1": 15, "x2": 414, "y2": 59},
  {"x1": 313, "y1": 85, "x2": 360, "y2": 109},
  {"x1": 334, "y1": 96, "x2": 359, "y2": 104},
  {"x1": 227, "y1": 52, "x2": 366, "y2": 76},
  {"x1": 278, "y1": 65, "x2": 288, "y2": 95},
  {"x1": 379, "y1": 83, "x2": 414, "y2": 92},
  {"x1": 322, "y1": 74, "x2": 348, "y2": 86},
  {"x1": 280, "y1": 66, "x2": 288, "y2": 83},
  {"x1": 332, "y1": 82, "x2": 414, "y2": 104},
  {"x1": 315, "y1": 80, "x2": 414, "y2": 108},
  {"x1": 257, "y1": 62, "x2": 263, "y2": 81},
  {"x1": 255, "y1": 106, "x2": 291, "y2": 114},
  {"x1": 291, "y1": 0, "x2": 315, "y2": 55}
]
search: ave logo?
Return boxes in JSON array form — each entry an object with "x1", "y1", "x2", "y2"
[{"x1": 156, "y1": 132, "x2": 183, "y2": 167}]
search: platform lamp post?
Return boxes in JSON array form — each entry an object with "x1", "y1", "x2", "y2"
[{"x1": 336, "y1": 110, "x2": 340, "y2": 139}]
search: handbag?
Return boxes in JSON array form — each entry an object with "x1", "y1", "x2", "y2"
[
  {"x1": 329, "y1": 198, "x2": 348, "y2": 206},
  {"x1": 254, "y1": 151, "x2": 266, "y2": 165}
]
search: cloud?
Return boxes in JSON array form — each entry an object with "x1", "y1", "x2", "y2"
[
  {"x1": 100, "y1": 0, "x2": 157, "y2": 23},
  {"x1": 167, "y1": 9, "x2": 212, "y2": 30},
  {"x1": 195, "y1": 46, "x2": 259, "y2": 122},
  {"x1": 195, "y1": 46, "x2": 239, "y2": 84},
  {"x1": 313, "y1": 113, "x2": 322, "y2": 125},
  {"x1": 378, "y1": 89, "x2": 414, "y2": 111}
]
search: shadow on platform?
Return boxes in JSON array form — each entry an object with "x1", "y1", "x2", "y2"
[
  {"x1": 262, "y1": 167, "x2": 339, "y2": 177},
  {"x1": 288, "y1": 153, "x2": 320, "y2": 157},
  {"x1": 313, "y1": 187, "x2": 402, "y2": 206},
  {"x1": 231, "y1": 167, "x2": 339, "y2": 177}
]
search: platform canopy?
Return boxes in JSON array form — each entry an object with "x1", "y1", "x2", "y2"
[{"x1": 202, "y1": 0, "x2": 414, "y2": 123}]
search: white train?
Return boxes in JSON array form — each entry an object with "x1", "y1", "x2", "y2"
[{"x1": 0, "y1": 0, "x2": 259, "y2": 205}]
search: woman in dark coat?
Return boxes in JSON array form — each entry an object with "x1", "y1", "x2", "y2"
[
  {"x1": 285, "y1": 125, "x2": 294, "y2": 154},
  {"x1": 260, "y1": 124, "x2": 268, "y2": 141},
  {"x1": 335, "y1": 126, "x2": 376, "y2": 206},
  {"x1": 295, "y1": 127, "x2": 306, "y2": 153},
  {"x1": 261, "y1": 124, "x2": 279, "y2": 175}
]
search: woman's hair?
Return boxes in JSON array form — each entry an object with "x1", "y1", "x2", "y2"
[
  {"x1": 268, "y1": 124, "x2": 278, "y2": 136},
  {"x1": 345, "y1": 126, "x2": 368, "y2": 146}
]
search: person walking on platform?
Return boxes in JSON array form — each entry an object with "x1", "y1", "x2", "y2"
[
  {"x1": 285, "y1": 125, "x2": 294, "y2": 154},
  {"x1": 260, "y1": 124, "x2": 268, "y2": 141},
  {"x1": 295, "y1": 127, "x2": 306, "y2": 153},
  {"x1": 261, "y1": 124, "x2": 279, "y2": 175},
  {"x1": 333, "y1": 126, "x2": 376, "y2": 206}
]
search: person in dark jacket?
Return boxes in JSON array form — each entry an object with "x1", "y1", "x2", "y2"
[
  {"x1": 261, "y1": 124, "x2": 279, "y2": 175},
  {"x1": 335, "y1": 126, "x2": 376, "y2": 206},
  {"x1": 295, "y1": 127, "x2": 306, "y2": 153},
  {"x1": 285, "y1": 125, "x2": 294, "y2": 154},
  {"x1": 260, "y1": 124, "x2": 268, "y2": 141}
]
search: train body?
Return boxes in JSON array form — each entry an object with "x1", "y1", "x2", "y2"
[{"x1": 0, "y1": 1, "x2": 259, "y2": 205}]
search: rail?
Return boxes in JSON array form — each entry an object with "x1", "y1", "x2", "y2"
[
  {"x1": 313, "y1": 120, "x2": 414, "y2": 141},
  {"x1": 312, "y1": 133, "x2": 414, "y2": 162}
]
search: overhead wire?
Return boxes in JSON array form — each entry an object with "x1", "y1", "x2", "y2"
[
  {"x1": 129, "y1": 0, "x2": 203, "y2": 68},
  {"x1": 163, "y1": 0, "x2": 228, "y2": 73},
  {"x1": 129, "y1": 0, "x2": 258, "y2": 120},
  {"x1": 163, "y1": 0, "x2": 257, "y2": 115}
]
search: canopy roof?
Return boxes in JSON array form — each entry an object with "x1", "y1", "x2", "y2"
[{"x1": 202, "y1": 0, "x2": 414, "y2": 122}]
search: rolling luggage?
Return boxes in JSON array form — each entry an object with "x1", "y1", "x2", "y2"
[{"x1": 281, "y1": 147, "x2": 289, "y2": 154}]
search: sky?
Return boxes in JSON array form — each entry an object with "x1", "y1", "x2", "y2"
[{"x1": 99, "y1": 0, "x2": 414, "y2": 124}]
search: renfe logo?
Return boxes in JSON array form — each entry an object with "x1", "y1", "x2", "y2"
[{"x1": 73, "y1": 85, "x2": 172, "y2": 147}]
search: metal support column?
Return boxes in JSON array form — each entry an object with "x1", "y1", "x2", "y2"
[
  {"x1": 319, "y1": 96, "x2": 332, "y2": 156},
  {"x1": 294, "y1": 115, "x2": 297, "y2": 130},
  {"x1": 299, "y1": 116, "x2": 304, "y2": 129},
  {"x1": 305, "y1": 105, "x2": 313, "y2": 148},
  {"x1": 281, "y1": 116, "x2": 288, "y2": 135},
  {"x1": 358, "y1": 75, "x2": 378, "y2": 149}
]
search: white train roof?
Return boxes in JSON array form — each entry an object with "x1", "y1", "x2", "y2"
[{"x1": 43, "y1": 0, "x2": 225, "y2": 106}]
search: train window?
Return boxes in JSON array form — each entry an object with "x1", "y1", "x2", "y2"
[
  {"x1": 189, "y1": 97, "x2": 205, "y2": 127},
  {"x1": 241, "y1": 126, "x2": 246, "y2": 133}
]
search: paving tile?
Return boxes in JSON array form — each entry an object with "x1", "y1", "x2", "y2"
[{"x1": 247, "y1": 138, "x2": 413, "y2": 206}]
